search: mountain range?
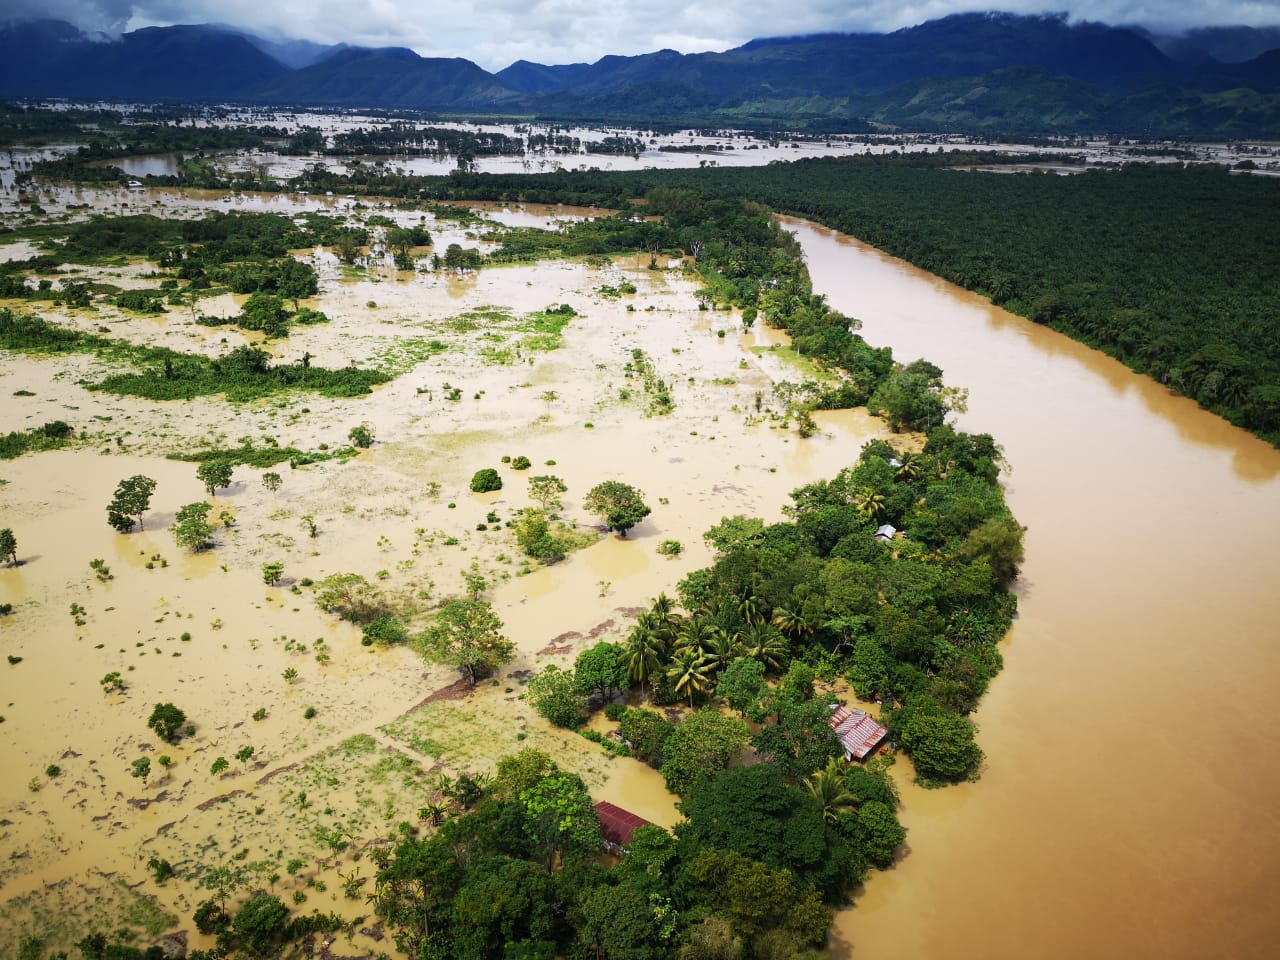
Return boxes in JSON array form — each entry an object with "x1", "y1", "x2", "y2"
[{"x1": 2, "y1": 12, "x2": 1279, "y2": 136}]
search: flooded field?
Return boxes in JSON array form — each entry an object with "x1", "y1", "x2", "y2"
[
  {"x1": 0, "y1": 197, "x2": 890, "y2": 954},
  {"x1": 788, "y1": 220, "x2": 1280, "y2": 960}
]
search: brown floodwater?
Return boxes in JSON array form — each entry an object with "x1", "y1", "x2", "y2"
[{"x1": 784, "y1": 219, "x2": 1280, "y2": 960}]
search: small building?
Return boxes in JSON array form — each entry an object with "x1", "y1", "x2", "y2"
[
  {"x1": 594, "y1": 800, "x2": 651, "y2": 855},
  {"x1": 829, "y1": 705, "x2": 888, "y2": 761},
  {"x1": 874, "y1": 524, "x2": 897, "y2": 542}
]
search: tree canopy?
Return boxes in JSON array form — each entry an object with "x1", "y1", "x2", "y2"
[
  {"x1": 584, "y1": 480, "x2": 651, "y2": 536},
  {"x1": 417, "y1": 597, "x2": 515, "y2": 686}
]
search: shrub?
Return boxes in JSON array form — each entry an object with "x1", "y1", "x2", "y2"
[
  {"x1": 469, "y1": 468, "x2": 502, "y2": 493},
  {"x1": 348, "y1": 423, "x2": 374, "y2": 448},
  {"x1": 510, "y1": 455, "x2": 531, "y2": 470}
]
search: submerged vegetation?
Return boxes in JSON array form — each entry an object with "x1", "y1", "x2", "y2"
[{"x1": 0, "y1": 309, "x2": 388, "y2": 402}]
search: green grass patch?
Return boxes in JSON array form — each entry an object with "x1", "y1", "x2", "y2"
[{"x1": 751, "y1": 343, "x2": 833, "y2": 380}]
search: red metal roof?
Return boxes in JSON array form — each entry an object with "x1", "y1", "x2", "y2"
[
  {"x1": 593, "y1": 800, "x2": 651, "y2": 849},
  {"x1": 830, "y1": 705, "x2": 888, "y2": 760}
]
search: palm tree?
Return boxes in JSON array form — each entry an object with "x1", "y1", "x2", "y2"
[
  {"x1": 804, "y1": 757, "x2": 858, "y2": 824},
  {"x1": 699, "y1": 627, "x2": 745, "y2": 675},
  {"x1": 625, "y1": 624, "x2": 665, "y2": 694},
  {"x1": 854, "y1": 488, "x2": 886, "y2": 523},
  {"x1": 771, "y1": 606, "x2": 812, "y2": 642},
  {"x1": 675, "y1": 618, "x2": 717, "y2": 654},
  {"x1": 737, "y1": 621, "x2": 789, "y2": 674},
  {"x1": 894, "y1": 453, "x2": 921, "y2": 484},
  {"x1": 738, "y1": 593, "x2": 768, "y2": 627},
  {"x1": 650, "y1": 592, "x2": 682, "y2": 632},
  {"x1": 668, "y1": 647, "x2": 714, "y2": 708}
]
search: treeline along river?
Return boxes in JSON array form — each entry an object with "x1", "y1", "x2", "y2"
[{"x1": 787, "y1": 219, "x2": 1280, "y2": 960}]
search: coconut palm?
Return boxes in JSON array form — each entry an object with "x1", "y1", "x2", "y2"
[
  {"x1": 738, "y1": 593, "x2": 768, "y2": 627},
  {"x1": 893, "y1": 453, "x2": 921, "y2": 484},
  {"x1": 699, "y1": 627, "x2": 745, "y2": 675},
  {"x1": 668, "y1": 646, "x2": 714, "y2": 708},
  {"x1": 675, "y1": 618, "x2": 717, "y2": 654},
  {"x1": 737, "y1": 621, "x2": 788, "y2": 674},
  {"x1": 625, "y1": 623, "x2": 666, "y2": 694},
  {"x1": 650, "y1": 592, "x2": 682, "y2": 633},
  {"x1": 854, "y1": 488, "x2": 887, "y2": 523},
  {"x1": 771, "y1": 605, "x2": 812, "y2": 641},
  {"x1": 804, "y1": 757, "x2": 858, "y2": 824}
]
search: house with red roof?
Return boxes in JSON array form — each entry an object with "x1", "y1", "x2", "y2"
[
  {"x1": 594, "y1": 800, "x2": 651, "y2": 855},
  {"x1": 829, "y1": 704, "x2": 888, "y2": 761}
]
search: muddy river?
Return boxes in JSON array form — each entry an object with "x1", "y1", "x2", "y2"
[{"x1": 786, "y1": 220, "x2": 1280, "y2": 960}]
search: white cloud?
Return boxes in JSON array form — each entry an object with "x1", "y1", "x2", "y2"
[{"x1": 3, "y1": 0, "x2": 1278, "y2": 70}]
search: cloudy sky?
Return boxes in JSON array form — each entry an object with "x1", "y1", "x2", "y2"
[{"x1": 7, "y1": 0, "x2": 1280, "y2": 69}]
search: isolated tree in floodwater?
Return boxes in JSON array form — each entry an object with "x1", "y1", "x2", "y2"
[
  {"x1": 417, "y1": 598, "x2": 514, "y2": 686},
  {"x1": 0, "y1": 527, "x2": 17, "y2": 566},
  {"x1": 148, "y1": 702, "x2": 187, "y2": 742},
  {"x1": 107, "y1": 475, "x2": 157, "y2": 532},
  {"x1": 172, "y1": 502, "x2": 214, "y2": 551},
  {"x1": 584, "y1": 480, "x2": 650, "y2": 536},
  {"x1": 197, "y1": 459, "x2": 234, "y2": 496}
]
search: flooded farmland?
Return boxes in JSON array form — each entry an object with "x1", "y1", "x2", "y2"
[{"x1": 0, "y1": 195, "x2": 890, "y2": 955}]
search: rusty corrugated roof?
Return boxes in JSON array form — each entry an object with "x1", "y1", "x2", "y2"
[
  {"x1": 593, "y1": 800, "x2": 651, "y2": 849},
  {"x1": 830, "y1": 705, "x2": 888, "y2": 760}
]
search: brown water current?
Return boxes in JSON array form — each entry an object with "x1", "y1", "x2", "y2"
[{"x1": 785, "y1": 219, "x2": 1280, "y2": 960}]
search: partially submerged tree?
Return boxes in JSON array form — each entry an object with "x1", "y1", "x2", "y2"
[
  {"x1": 106, "y1": 475, "x2": 157, "y2": 532},
  {"x1": 417, "y1": 598, "x2": 514, "y2": 686},
  {"x1": 0, "y1": 527, "x2": 17, "y2": 566},
  {"x1": 172, "y1": 502, "x2": 214, "y2": 551},
  {"x1": 527, "y1": 665, "x2": 587, "y2": 728},
  {"x1": 573, "y1": 641, "x2": 630, "y2": 702},
  {"x1": 527, "y1": 475, "x2": 567, "y2": 512},
  {"x1": 196, "y1": 459, "x2": 234, "y2": 496},
  {"x1": 314, "y1": 572, "x2": 389, "y2": 623},
  {"x1": 470, "y1": 468, "x2": 502, "y2": 493},
  {"x1": 148, "y1": 702, "x2": 187, "y2": 742},
  {"x1": 584, "y1": 480, "x2": 651, "y2": 536}
]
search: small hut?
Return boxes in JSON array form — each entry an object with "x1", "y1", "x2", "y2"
[{"x1": 874, "y1": 524, "x2": 897, "y2": 542}]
